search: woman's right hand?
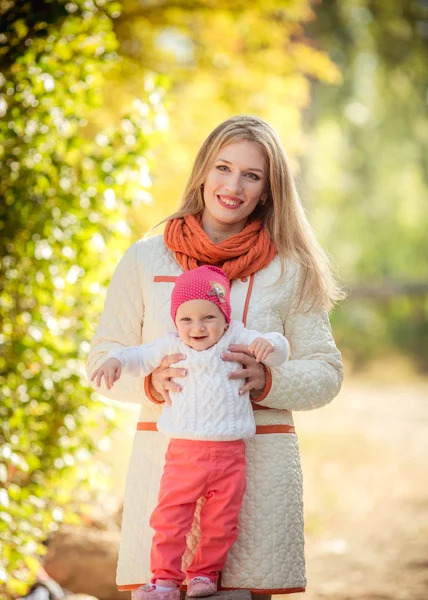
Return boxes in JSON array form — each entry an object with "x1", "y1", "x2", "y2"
[{"x1": 150, "y1": 353, "x2": 187, "y2": 405}]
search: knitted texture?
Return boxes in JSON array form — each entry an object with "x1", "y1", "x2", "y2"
[
  {"x1": 108, "y1": 321, "x2": 289, "y2": 440},
  {"x1": 164, "y1": 214, "x2": 277, "y2": 281},
  {"x1": 157, "y1": 322, "x2": 255, "y2": 440},
  {"x1": 170, "y1": 265, "x2": 231, "y2": 325}
]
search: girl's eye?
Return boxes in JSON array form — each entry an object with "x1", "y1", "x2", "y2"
[
  {"x1": 205, "y1": 315, "x2": 215, "y2": 320},
  {"x1": 180, "y1": 318, "x2": 191, "y2": 322}
]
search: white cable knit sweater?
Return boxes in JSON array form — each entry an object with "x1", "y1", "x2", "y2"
[{"x1": 109, "y1": 320, "x2": 289, "y2": 441}]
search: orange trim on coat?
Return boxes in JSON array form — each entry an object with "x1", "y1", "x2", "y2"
[
  {"x1": 250, "y1": 363, "x2": 272, "y2": 404},
  {"x1": 222, "y1": 586, "x2": 305, "y2": 595},
  {"x1": 118, "y1": 584, "x2": 142, "y2": 591},
  {"x1": 117, "y1": 584, "x2": 305, "y2": 595},
  {"x1": 240, "y1": 273, "x2": 272, "y2": 407},
  {"x1": 256, "y1": 424, "x2": 295, "y2": 434},
  {"x1": 136, "y1": 422, "x2": 295, "y2": 435},
  {"x1": 153, "y1": 276, "x2": 177, "y2": 282},
  {"x1": 137, "y1": 422, "x2": 158, "y2": 431},
  {"x1": 144, "y1": 375, "x2": 165, "y2": 405},
  {"x1": 242, "y1": 273, "x2": 255, "y2": 326},
  {"x1": 252, "y1": 403, "x2": 270, "y2": 411}
]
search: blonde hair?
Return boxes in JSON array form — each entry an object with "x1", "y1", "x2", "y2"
[{"x1": 162, "y1": 115, "x2": 345, "y2": 312}]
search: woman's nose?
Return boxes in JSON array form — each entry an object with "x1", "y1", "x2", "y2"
[{"x1": 225, "y1": 172, "x2": 243, "y2": 194}]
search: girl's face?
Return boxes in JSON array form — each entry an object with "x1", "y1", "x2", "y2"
[
  {"x1": 202, "y1": 139, "x2": 267, "y2": 233},
  {"x1": 175, "y1": 299, "x2": 227, "y2": 351}
]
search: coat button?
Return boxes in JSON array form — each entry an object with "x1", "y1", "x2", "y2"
[{"x1": 241, "y1": 277, "x2": 248, "y2": 282}]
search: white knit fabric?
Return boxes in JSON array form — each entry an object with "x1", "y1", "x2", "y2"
[{"x1": 108, "y1": 321, "x2": 289, "y2": 441}]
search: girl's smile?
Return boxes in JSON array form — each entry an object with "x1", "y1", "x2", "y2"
[{"x1": 175, "y1": 299, "x2": 227, "y2": 351}]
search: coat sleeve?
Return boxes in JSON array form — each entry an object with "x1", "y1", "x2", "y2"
[
  {"x1": 85, "y1": 243, "x2": 147, "y2": 404},
  {"x1": 255, "y1": 267, "x2": 344, "y2": 411}
]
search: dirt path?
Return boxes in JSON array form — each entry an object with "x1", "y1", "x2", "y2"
[
  {"x1": 285, "y1": 374, "x2": 428, "y2": 600},
  {"x1": 106, "y1": 371, "x2": 428, "y2": 600}
]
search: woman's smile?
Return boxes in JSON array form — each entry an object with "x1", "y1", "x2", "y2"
[{"x1": 216, "y1": 194, "x2": 244, "y2": 209}]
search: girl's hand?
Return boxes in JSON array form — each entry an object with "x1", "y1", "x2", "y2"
[
  {"x1": 222, "y1": 344, "x2": 267, "y2": 396},
  {"x1": 248, "y1": 337, "x2": 275, "y2": 363},
  {"x1": 150, "y1": 354, "x2": 187, "y2": 406},
  {"x1": 91, "y1": 358, "x2": 121, "y2": 390}
]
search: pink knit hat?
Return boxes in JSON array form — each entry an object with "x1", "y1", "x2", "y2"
[{"x1": 171, "y1": 266, "x2": 231, "y2": 325}]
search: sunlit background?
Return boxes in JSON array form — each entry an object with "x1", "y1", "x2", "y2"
[{"x1": 1, "y1": 1, "x2": 427, "y2": 599}]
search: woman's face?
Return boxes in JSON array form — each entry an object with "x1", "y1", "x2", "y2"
[{"x1": 202, "y1": 140, "x2": 267, "y2": 233}]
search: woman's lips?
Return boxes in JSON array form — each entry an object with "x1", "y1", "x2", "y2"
[{"x1": 217, "y1": 195, "x2": 243, "y2": 210}]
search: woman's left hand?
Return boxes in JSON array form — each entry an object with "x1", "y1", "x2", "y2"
[{"x1": 222, "y1": 344, "x2": 266, "y2": 396}]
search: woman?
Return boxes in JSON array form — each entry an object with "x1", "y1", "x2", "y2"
[{"x1": 86, "y1": 115, "x2": 344, "y2": 597}]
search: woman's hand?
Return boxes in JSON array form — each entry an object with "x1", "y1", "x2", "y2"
[
  {"x1": 222, "y1": 344, "x2": 267, "y2": 396},
  {"x1": 150, "y1": 353, "x2": 187, "y2": 406}
]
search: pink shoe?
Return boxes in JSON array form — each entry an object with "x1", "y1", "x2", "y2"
[
  {"x1": 134, "y1": 580, "x2": 180, "y2": 600},
  {"x1": 186, "y1": 576, "x2": 217, "y2": 597}
]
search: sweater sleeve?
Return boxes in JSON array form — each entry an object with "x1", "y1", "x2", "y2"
[
  {"x1": 255, "y1": 266, "x2": 344, "y2": 411},
  {"x1": 85, "y1": 243, "x2": 147, "y2": 404},
  {"x1": 107, "y1": 336, "x2": 172, "y2": 378}
]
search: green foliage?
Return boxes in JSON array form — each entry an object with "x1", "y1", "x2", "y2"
[
  {"x1": 333, "y1": 295, "x2": 428, "y2": 372},
  {"x1": 0, "y1": 1, "x2": 166, "y2": 595},
  {"x1": 305, "y1": 0, "x2": 428, "y2": 368}
]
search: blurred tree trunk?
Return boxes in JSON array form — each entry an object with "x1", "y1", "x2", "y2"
[{"x1": 43, "y1": 525, "x2": 124, "y2": 600}]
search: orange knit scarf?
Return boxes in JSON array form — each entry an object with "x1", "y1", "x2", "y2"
[{"x1": 164, "y1": 214, "x2": 277, "y2": 280}]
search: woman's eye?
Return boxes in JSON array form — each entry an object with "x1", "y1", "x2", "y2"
[{"x1": 216, "y1": 165, "x2": 260, "y2": 180}]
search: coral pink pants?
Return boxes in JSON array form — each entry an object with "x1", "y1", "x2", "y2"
[{"x1": 150, "y1": 438, "x2": 247, "y2": 585}]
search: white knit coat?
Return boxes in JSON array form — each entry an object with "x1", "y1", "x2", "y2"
[
  {"x1": 108, "y1": 321, "x2": 289, "y2": 441},
  {"x1": 86, "y1": 235, "x2": 344, "y2": 595}
]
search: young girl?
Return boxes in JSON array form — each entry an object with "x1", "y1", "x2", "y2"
[{"x1": 91, "y1": 265, "x2": 290, "y2": 600}]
